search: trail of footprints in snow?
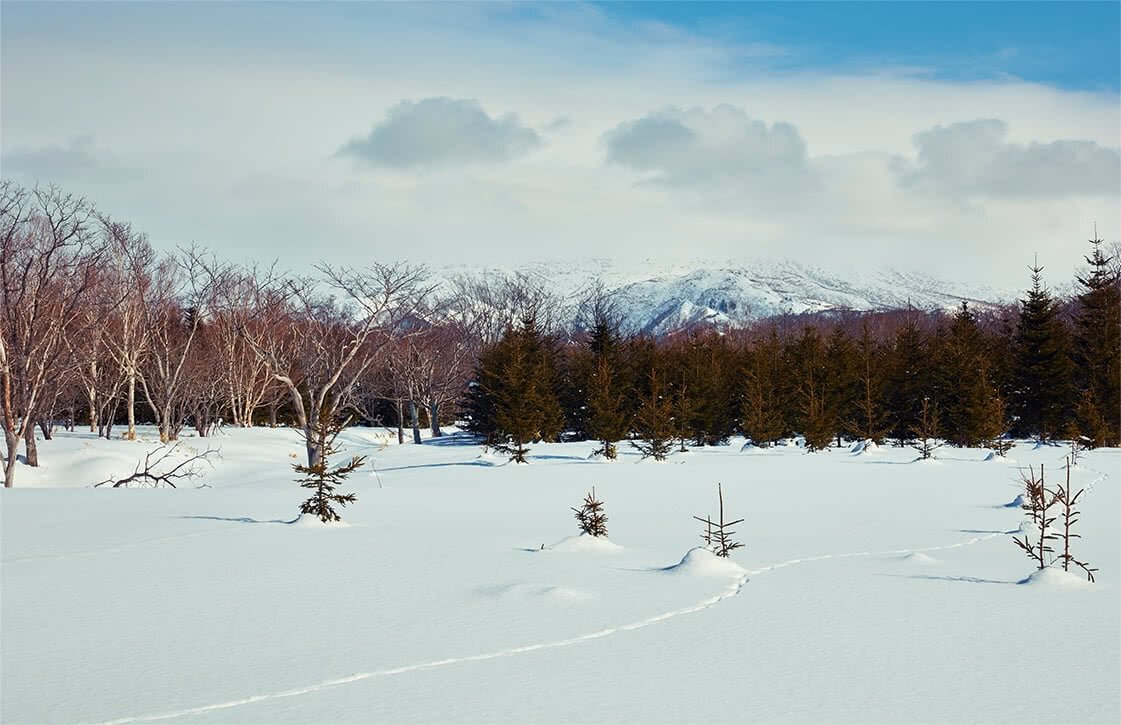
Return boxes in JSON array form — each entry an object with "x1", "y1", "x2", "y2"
[{"x1": 96, "y1": 530, "x2": 1010, "y2": 724}]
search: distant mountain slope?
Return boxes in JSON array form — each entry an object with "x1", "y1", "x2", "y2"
[{"x1": 436, "y1": 259, "x2": 1012, "y2": 335}]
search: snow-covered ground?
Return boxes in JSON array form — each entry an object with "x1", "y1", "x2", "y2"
[{"x1": 2, "y1": 427, "x2": 1118, "y2": 723}]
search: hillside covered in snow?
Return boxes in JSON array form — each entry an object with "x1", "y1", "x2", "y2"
[{"x1": 436, "y1": 259, "x2": 1013, "y2": 335}]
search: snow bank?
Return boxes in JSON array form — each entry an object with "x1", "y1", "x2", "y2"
[
  {"x1": 544, "y1": 533, "x2": 622, "y2": 553},
  {"x1": 290, "y1": 514, "x2": 351, "y2": 529},
  {"x1": 1019, "y1": 567, "x2": 1094, "y2": 589},
  {"x1": 850, "y1": 439, "x2": 879, "y2": 455},
  {"x1": 664, "y1": 547, "x2": 746, "y2": 578}
]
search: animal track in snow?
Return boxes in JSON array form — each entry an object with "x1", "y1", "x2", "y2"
[{"x1": 96, "y1": 530, "x2": 1005, "y2": 724}]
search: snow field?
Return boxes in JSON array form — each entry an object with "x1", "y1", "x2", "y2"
[{"x1": 1, "y1": 427, "x2": 1118, "y2": 723}]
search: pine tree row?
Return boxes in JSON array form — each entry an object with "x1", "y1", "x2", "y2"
[{"x1": 465, "y1": 237, "x2": 1120, "y2": 460}]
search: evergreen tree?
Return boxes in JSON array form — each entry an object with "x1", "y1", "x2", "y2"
[
  {"x1": 1010, "y1": 263, "x2": 1075, "y2": 440},
  {"x1": 678, "y1": 333, "x2": 737, "y2": 446},
  {"x1": 672, "y1": 372, "x2": 695, "y2": 452},
  {"x1": 1072, "y1": 233, "x2": 1121, "y2": 445},
  {"x1": 574, "y1": 295, "x2": 630, "y2": 457},
  {"x1": 471, "y1": 318, "x2": 564, "y2": 463},
  {"x1": 293, "y1": 408, "x2": 363, "y2": 523},
  {"x1": 849, "y1": 321, "x2": 888, "y2": 444},
  {"x1": 784, "y1": 326, "x2": 828, "y2": 438},
  {"x1": 1075, "y1": 389, "x2": 1110, "y2": 449},
  {"x1": 824, "y1": 326, "x2": 859, "y2": 447},
  {"x1": 631, "y1": 367, "x2": 675, "y2": 461},
  {"x1": 910, "y1": 396, "x2": 942, "y2": 460},
  {"x1": 801, "y1": 379, "x2": 833, "y2": 452},
  {"x1": 936, "y1": 302, "x2": 993, "y2": 446},
  {"x1": 884, "y1": 312, "x2": 929, "y2": 444},
  {"x1": 740, "y1": 328, "x2": 785, "y2": 447},
  {"x1": 585, "y1": 356, "x2": 628, "y2": 459}
]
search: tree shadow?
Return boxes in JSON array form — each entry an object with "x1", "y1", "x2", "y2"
[
  {"x1": 377, "y1": 460, "x2": 498, "y2": 473},
  {"x1": 175, "y1": 515, "x2": 300, "y2": 525},
  {"x1": 879, "y1": 573, "x2": 1019, "y2": 585},
  {"x1": 418, "y1": 433, "x2": 486, "y2": 448}
]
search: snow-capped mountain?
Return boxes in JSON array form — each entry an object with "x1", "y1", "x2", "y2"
[{"x1": 435, "y1": 258, "x2": 1013, "y2": 336}]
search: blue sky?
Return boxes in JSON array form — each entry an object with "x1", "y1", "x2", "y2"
[
  {"x1": 596, "y1": 1, "x2": 1121, "y2": 91},
  {"x1": 1, "y1": 1, "x2": 1118, "y2": 285}
]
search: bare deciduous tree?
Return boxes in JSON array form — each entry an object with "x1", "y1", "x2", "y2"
[
  {"x1": 240, "y1": 262, "x2": 433, "y2": 467},
  {"x1": 1, "y1": 183, "x2": 107, "y2": 487},
  {"x1": 93, "y1": 442, "x2": 219, "y2": 488}
]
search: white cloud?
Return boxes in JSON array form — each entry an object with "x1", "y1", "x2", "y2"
[
  {"x1": 603, "y1": 105, "x2": 810, "y2": 191},
  {"x1": 0, "y1": 3, "x2": 1117, "y2": 287},
  {"x1": 896, "y1": 119, "x2": 1120, "y2": 199},
  {"x1": 339, "y1": 98, "x2": 542, "y2": 169}
]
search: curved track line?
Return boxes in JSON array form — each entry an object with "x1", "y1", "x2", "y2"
[{"x1": 93, "y1": 531, "x2": 1004, "y2": 725}]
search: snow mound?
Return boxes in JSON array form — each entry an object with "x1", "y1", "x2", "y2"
[
  {"x1": 899, "y1": 552, "x2": 940, "y2": 564},
  {"x1": 850, "y1": 439, "x2": 879, "y2": 455},
  {"x1": 544, "y1": 534, "x2": 622, "y2": 553},
  {"x1": 1019, "y1": 567, "x2": 1094, "y2": 589},
  {"x1": 291, "y1": 514, "x2": 351, "y2": 529},
  {"x1": 982, "y1": 452, "x2": 1015, "y2": 463},
  {"x1": 1000, "y1": 493, "x2": 1026, "y2": 509},
  {"x1": 663, "y1": 547, "x2": 746, "y2": 578},
  {"x1": 489, "y1": 583, "x2": 594, "y2": 602}
]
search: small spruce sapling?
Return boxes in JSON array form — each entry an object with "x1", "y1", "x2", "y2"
[
  {"x1": 294, "y1": 410, "x2": 364, "y2": 523},
  {"x1": 693, "y1": 483, "x2": 744, "y2": 558},
  {"x1": 572, "y1": 487, "x2": 608, "y2": 537},
  {"x1": 1052, "y1": 457, "x2": 1097, "y2": 582},
  {"x1": 910, "y1": 396, "x2": 942, "y2": 460},
  {"x1": 1012, "y1": 464, "x2": 1056, "y2": 571}
]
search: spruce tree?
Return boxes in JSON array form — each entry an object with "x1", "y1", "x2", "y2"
[
  {"x1": 1010, "y1": 263, "x2": 1075, "y2": 440},
  {"x1": 293, "y1": 409, "x2": 363, "y2": 523},
  {"x1": 1072, "y1": 233, "x2": 1121, "y2": 445},
  {"x1": 631, "y1": 367, "x2": 675, "y2": 461},
  {"x1": 477, "y1": 318, "x2": 565, "y2": 463},
  {"x1": 672, "y1": 372, "x2": 695, "y2": 452},
  {"x1": 937, "y1": 302, "x2": 992, "y2": 446},
  {"x1": 677, "y1": 333, "x2": 736, "y2": 446},
  {"x1": 801, "y1": 379, "x2": 834, "y2": 452},
  {"x1": 740, "y1": 327, "x2": 786, "y2": 447},
  {"x1": 910, "y1": 396, "x2": 942, "y2": 460},
  {"x1": 849, "y1": 321, "x2": 888, "y2": 444},
  {"x1": 585, "y1": 356, "x2": 628, "y2": 459},
  {"x1": 784, "y1": 326, "x2": 828, "y2": 439},
  {"x1": 824, "y1": 326, "x2": 859, "y2": 447},
  {"x1": 884, "y1": 311, "x2": 929, "y2": 444},
  {"x1": 575, "y1": 295, "x2": 631, "y2": 457}
]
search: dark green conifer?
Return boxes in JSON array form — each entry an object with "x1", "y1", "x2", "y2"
[
  {"x1": 740, "y1": 328, "x2": 785, "y2": 447},
  {"x1": 631, "y1": 366, "x2": 675, "y2": 461},
  {"x1": 1010, "y1": 263, "x2": 1075, "y2": 440},
  {"x1": 293, "y1": 408, "x2": 363, "y2": 523},
  {"x1": 1072, "y1": 233, "x2": 1121, "y2": 445},
  {"x1": 884, "y1": 311, "x2": 929, "y2": 444}
]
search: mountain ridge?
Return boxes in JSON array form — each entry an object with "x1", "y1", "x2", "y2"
[{"x1": 435, "y1": 258, "x2": 1014, "y2": 335}]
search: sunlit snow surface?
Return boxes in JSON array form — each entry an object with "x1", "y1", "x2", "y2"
[{"x1": 2, "y1": 427, "x2": 1118, "y2": 723}]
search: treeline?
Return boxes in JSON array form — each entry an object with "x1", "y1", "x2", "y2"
[
  {"x1": 2, "y1": 180, "x2": 1118, "y2": 487},
  {"x1": 466, "y1": 244, "x2": 1119, "y2": 461},
  {"x1": 1, "y1": 182, "x2": 477, "y2": 487}
]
